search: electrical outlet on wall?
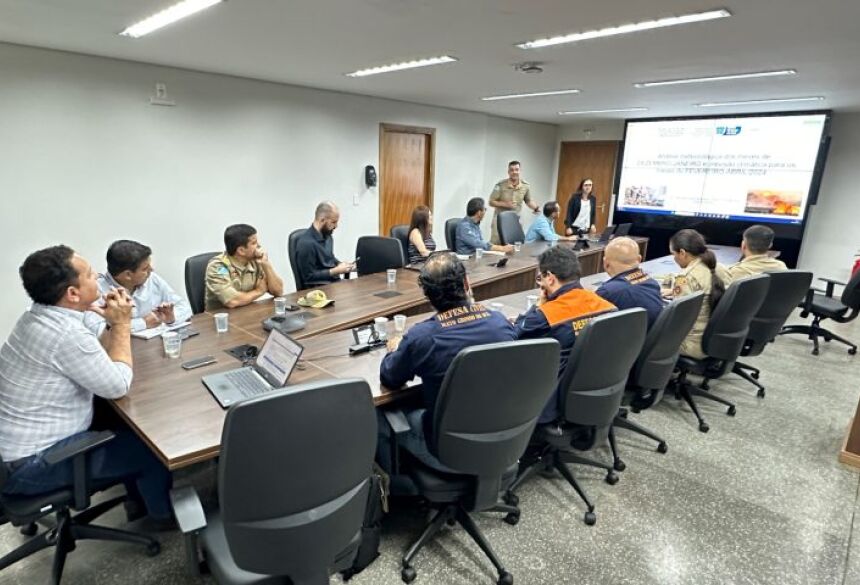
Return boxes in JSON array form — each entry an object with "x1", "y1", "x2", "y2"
[{"x1": 353, "y1": 193, "x2": 360, "y2": 206}]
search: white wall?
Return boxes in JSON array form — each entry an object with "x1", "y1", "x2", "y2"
[{"x1": 0, "y1": 43, "x2": 557, "y2": 336}]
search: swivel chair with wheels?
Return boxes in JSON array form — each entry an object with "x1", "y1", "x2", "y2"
[
  {"x1": 444, "y1": 218, "x2": 459, "y2": 251},
  {"x1": 287, "y1": 228, "x2": 308, "y2": 291},
  {"x1": 390, "y1": 224, "x2": 410, "y2": 260},
  {"x1": 496, "y1": 211, "x2": 525, "y2": 246},
  {"x1": 185, "y1": 252, "x2": 219, "y2": 314},
  {"x1": 356, "y1": 236, "x2": 406, "y2": 275}
]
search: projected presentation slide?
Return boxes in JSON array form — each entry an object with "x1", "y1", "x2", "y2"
[{"x1": 617, "y1": 114, "x2": 828, "y2": 224}]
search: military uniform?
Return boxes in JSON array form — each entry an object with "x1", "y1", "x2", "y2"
[
  {"x1": 204, "y1": 253, "x2": 264, "y2": 311},
  {"x1": 488, "y1": 179, "x2": 532, "y2": 244},
  {"x1": 596, "y1": 268, "x2": 664, "y2": 328},
  {"x1": 722, "y1": 254, "x2": 787, "y2": 284},
  {"x1": 673, "y1": 258, "x2": 729, "y2": 359}
]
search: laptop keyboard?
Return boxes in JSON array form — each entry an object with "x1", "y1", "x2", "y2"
[{"x1": 225, "y1": 369, "x2": 270, "y2": 398}]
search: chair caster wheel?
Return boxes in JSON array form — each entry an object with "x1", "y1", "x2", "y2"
[
  {"x1": 401, "y1": 565, "x2": 417, "y2": 584},
  {"x1": 503, "y1": 492, "x2": 519, "y2": 507},
  {"x1": 699, "y1": 422, "x2": 710, "y2": 433},
  {"x1": 446, "y1": 517, "x2": 456, "y2": 527},
  {"x1": 146, "y1": 541, "x2": 161, "y2": 557},
  {"x1": 727, "y1": 406, "x2": 736, "y2": 416},
  {"x1": 613, "y1": 459, "x2": 626, "y2": 472},
  {"x1": 657, "y1": 442, "x2": 668, "y2": 454},
  {"x1": 812, "y1": 348, "x2": 819, "y2": 356},
  {"x1": 850, "y1": 347, "x2": 857, "y2": 355},
  {"x1": 750, "y1": 371, "x2": 760, "y2": 380},
  {"x1": 20, "y1": 523, "x2": 37, "y2": 537},
  {"x1": 605, "y1": 472, "x2": 619, "y2": 485},
  {"x1": 584, "y1": 511, "x2": 597, "y2": 526},
  {"x1": 618, "y1": 410, "x2": 629, "y2": 419},
  {"x1": 504, "y1": 512, "x2": 520, "y2": 526},
  {"x1": 700, "y1": 383, "x2": 710, "y2": 391},
  {"x1": 756, "y1": 388, "x2": 766, "y2": 399},
  {"x1": 498, "y1": 571, "x2": 514, "y2": 585}
]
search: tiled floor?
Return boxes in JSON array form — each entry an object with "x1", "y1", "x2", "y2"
[{"x1": 2, "y1": 311, "x2": 859, "y2": 584}]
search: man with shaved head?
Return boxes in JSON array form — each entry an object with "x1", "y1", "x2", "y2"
[
  {"x1": 295, "y1": 200, "x2": 355, "y2": 288},
  {"x1": 596, "y1": 236, "x2": 664, "y2": 327}
]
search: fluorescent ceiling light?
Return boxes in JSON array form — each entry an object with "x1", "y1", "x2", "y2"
[
  {"x1": 634, "y1": 69, "x2": 797, "y2": 88},
  {"x1": 346, "y1": 56, "x2": 457, "y2": 77},
  {"x1": 119, "y1": 0, "x2": 223, "y2": 38},
  {"x1": 517, "y1": 8, "x2": 731, "y2": 49},
  {"x1": 481, "y1": 89, "x2": 581, "y2": 101},
  {"x1": 559, "y1": 108, "x2": 648, "y2": 116},
  {"x1": 696, "y1": 96, "x2": 825, "y2": 107}
]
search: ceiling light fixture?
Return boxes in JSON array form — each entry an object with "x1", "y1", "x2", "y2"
[
  {"x1": 696, "y1": 96, "x2": 825, "y2": 107},
  {"x1": 558, "y1": 107, "x2": 648, "y2": 116},
  {"x1": 634, "y1": 69, "x2": 797, "y2": 88},
  {"x1": 482, "y1": 89, "x2": 581, "y2": 101},
  {"x1": 346, "y1": 56, "x2": 458, "y2": 77},
  {"x1": 119, "y1": 0, "x2": 223, "y2": 38},
  {"x1": 517, "y1": 8, "x2": 731, "y2": 49}
]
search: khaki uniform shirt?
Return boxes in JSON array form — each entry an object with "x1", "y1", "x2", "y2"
[
  {"x1": 722, "y1": 254, "x2": 787, "y2": 284},
  {"x1": 673, "y1": 258, "x2": 729, "y2": 359},
  {"x1": 488, "y1": 179, "x2": 532, "y2": 244},
  {"x1": 204, "y1": 253, "x2": 263, "y2": 311}
]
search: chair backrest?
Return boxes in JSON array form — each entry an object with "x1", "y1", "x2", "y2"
[
  {"x1": 432, "y1": 339, "x2": 560, "y2": 511},
  {"x1": 389, "y1": 224, "x2": 410, "y2": 260},
  {"x1": 355, "y1": 236, "x2": 405, "y2": 275},
  {"x1": 184, "y1": 252, "x2": 219, "y2": 314},
  {"x1": 701, "y1": 274, "x2": 770, "y2": 360},
  {"x1": 288, "y1": 229, "x2": 307, "y2": 291},
  {"x1": 841, "y1": 269, "x2": 860, "y2": 312},
  {"x1": 219, "y1": 378, "x2": 376, "y2": 583},
  {"x1": 444, "y1": 218, "x2": 459, "y2": 250},
  {"x1": 631, "y1": 292, "x2": 705, "y2": 392},
  {"x1": 496, "y1": 210, "x2": 525, "y2": 245},
  {"x1": 560, "y1": 309, "x2": 648, "y2": 427},
  {"x1": 744, "y1": 270, "x2": 813, "y2": 356}
]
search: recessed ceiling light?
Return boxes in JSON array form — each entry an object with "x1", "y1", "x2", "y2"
[
  {"x1": 695, "y1": 96, "x2": 825, "y2": 107},
  {"x1": 634, "y1": 69, "x2": 797, "y2": 88},
  {"x1": 517, "y1": 8, "x2": 731, "y2": 49},
  {"x1": 482, "y1": 89, "x2": 581, "y2": 101},
  {"x1": 558, "y1": 108, "x2": 649, "y2": 116},
  {"x1": 119, "y1": 0, "x2": 223, "y2": 38},
  {"x1": 346, "y1": 56, "x2": 458, "y2": 78}
]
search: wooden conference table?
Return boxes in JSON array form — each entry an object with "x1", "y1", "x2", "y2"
[{"x1": 113, "y1": 237, "x2": 657, "y2": 470}]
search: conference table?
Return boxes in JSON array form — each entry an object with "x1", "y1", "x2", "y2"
[{"x1": 112, "y1": 236, "x2": 676, "y2": 470}]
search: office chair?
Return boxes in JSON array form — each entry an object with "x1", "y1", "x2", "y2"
[
  {"x1": 384, "y1": 339, "x2": 560, "y2": 585},
  {"x1": 717, "y1": 270, "x2": 812, "y2": 398},
  {"x1": 671, "y1": 274, "x2": 770, "y2": 433},
  {"x1": 779, "y1": 269, "x2": 860, "y2": 355},
  {"x1": 496, "y1": 211, "x2": 525, "y2": 246},
  {"x1": 444, "y1": 218, "x2": 459, "y2": 251},
  {"x1": 506, "y1": 309, "x2": 648, "y2": 526},
  {"x1": 611, "y1": 293, "x2": 704, "y2": 469},
  {"x1": 0, "y1": 432, "x2": 160, "y2": 584},
  {"x1": 288, "y1": 228, "x2": 308, "y2": 291},
  {"x1": 355, "y1": 236, "x2": 406, "y2": 276},
  {"x1": 185, "y1": 252, "x2": 219, "y2": 314},
  {"x1": 389, "y1": 224, "x2": 410, "y2": 260},
  {"x1": 172, "y1": 379, "x2": 377, "y2": 585}
]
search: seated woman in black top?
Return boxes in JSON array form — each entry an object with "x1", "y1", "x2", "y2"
[{"x1": 407, "y1": 205, "x2": 437, "y2": 264}]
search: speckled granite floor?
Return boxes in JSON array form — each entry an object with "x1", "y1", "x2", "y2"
[{"x1": 2, "y1": 310, "x2": 859, "y2": 585}]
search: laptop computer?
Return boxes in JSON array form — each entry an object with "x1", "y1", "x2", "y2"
[
  {"x1": 202, "y1": 327, "x2": 303, "y2": 408},
  {"x1": 592, "y1": 225, "x2": 615, "y2": 243},
  {"x1": 614, "y1": 223, "x2": 632, "y2": 237}
]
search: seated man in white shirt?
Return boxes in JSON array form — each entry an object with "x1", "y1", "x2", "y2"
[
  {"x1": 85, "y1": 240, "x2": 192, "y2": 336},
  {"x1": 0, "y1": 245, "x2": 172, "y2": 523}
]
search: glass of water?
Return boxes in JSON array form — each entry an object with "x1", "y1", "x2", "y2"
[
  {"x1": 386, "y1": 269, "x2": 397, "y2": 286},
  {"x1": 214, "y1": 312, "x2": 229, "y2": 333},
  {"x1": 274, "y1": 297, "x2": 287, "y2": 316},
  {"x1": 475, "y1": 248, "x2": 484, "y2": 261},
  {"x1": 162, "y1": 331, "x2": 182, "y2": 358},
  {"x1": 526, "y1": 295, "x2": 539, "y2": 310},
  {"x1": 514, "y1": 241, "x2": 522, "y2": 253},
  {"x1": 393, "y1": 314, "x2": 407, "y2": 334}
]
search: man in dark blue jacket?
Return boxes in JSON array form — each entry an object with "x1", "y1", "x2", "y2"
[
  {"x1": 596, "y1": 237, "x2": 664, "y2": 328},
  {"x1": 379, "y1": 252, "x2": 516, "y2": 471}
]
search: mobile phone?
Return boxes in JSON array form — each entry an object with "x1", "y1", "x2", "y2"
[
  {"x1": 177, "y1": 328, "x2": 200, "y2": 340},
  {"x1": 492, "y1": 258, "x2": 509, "y2": 268},
  {"x1": 181, "y1": 355, "x2": 217, "y2": 370},
  {"x1": 285, "y1": 304, "x2": 300, "y2": 312}
]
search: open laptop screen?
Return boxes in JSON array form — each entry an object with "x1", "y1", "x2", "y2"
[{"x1": 254, "y1": 328, "x2": 303, "y2": 388}]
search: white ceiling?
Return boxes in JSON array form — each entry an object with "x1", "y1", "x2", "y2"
[{"x1": 1, "y1": 0, "x2": 858, "y2": 124}]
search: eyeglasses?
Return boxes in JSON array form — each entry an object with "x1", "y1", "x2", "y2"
[{"x1": 535, "y1": 271, "x2": 551, "y2": 284}]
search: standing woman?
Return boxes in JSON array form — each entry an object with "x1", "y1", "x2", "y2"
[
  {"x1": 564, "y1": 178, "x2": 597, "y2": 236},
  {"x1": 667, "y1": 229, "x2": 727, "y2": 358},
  {"x1": 407, "y1": 205, "x2": 437, "y2": 264}
]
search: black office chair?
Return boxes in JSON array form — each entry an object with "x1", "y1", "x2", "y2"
[
  {"x1": 355, "y1": 236, "x2": 405, "y2": 276},
  {"x1": 185, "y1": 252, "x2": 219, "y2": 314},
  {"x1": 611, "y1": 293, "x2": 705, "y2": 469},
  {"x1": 496, "y1": 211, "x2": 525, "y2": 246},
  {"x1": 671, "y1": 274, "x2": 770, "y2": 433},
  {"x1": 444, "y1": 218, "x2": 459, "y2": 251},
  {"x1": 172, "y1": 379, "x2": 377, "y2": 585},
  {"x1": 288, "y1": 228, "x2": 307, "y2": 291},
  {"x1": 390, "y1": 224, "x2": 410, "y2": 260},
  {"x1": 780, "y1": 269, "x2": 860, "y2": 356},
  {"x1": 506, "y1": 309, "x2": 648, "y2": 526},
  {"x1": 385, "y1": 339, "x2": 560, "y2": 585},
  {"x1": 722, "y1": 270, "x2": 812, "y2": 398},
  {"x1": 0, "y1": 432, "x2": 160, "y2": 584}
]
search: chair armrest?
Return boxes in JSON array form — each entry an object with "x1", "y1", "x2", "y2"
[
  {"x1": 383, "y1": 409, "x2": 411, "y2": 436},
  {"x1": 170, "y1": 486, "x2": 207, "y2": 576},
  {"x1": 43, "y1": 431, "x2": 114, "y2": 510},
  {"x1": 818, "y1": 277, "x2": 846, "y2": 297}
]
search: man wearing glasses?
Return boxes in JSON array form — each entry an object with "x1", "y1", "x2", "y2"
[{"x1": 514, "y1": 246, "x2": 616, "y2": 424}]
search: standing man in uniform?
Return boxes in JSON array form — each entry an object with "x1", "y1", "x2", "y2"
[
  {"x1": 488, "y1": 160, "x2": 539, "y2": 245},
  {"x1": 596, "y1": 237, "x2": 664, "y2": 328},
  {"x1": 205, "y1": 224, "x2": 285, "y2": 311},
  {"x1": 721, "y1": 225, "x2": 787, "y2": 284}
]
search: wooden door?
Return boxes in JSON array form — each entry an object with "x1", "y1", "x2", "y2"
[
  {"x1": 379, "y1": 124, "x2": 435, "y2": 236},
  {"x1": 555, "y1": 141, "x2": 619, "y2": 233}
]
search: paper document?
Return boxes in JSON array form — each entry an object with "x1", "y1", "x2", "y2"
[{"x1": 131, "y1": 321, "x2": 192, "y2": 340}]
